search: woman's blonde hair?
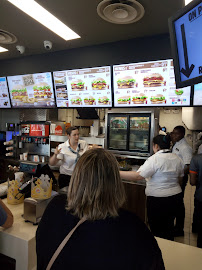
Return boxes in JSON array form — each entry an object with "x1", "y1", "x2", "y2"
[{"x1": 67, "y1": 148, "x2": 125, "y2": 220}]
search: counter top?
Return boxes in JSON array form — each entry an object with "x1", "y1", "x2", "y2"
[
  {"x1": 0, "y1": 199, "x2": 37, "y2": 270},
  {"x1": 156, "y1": 237, "x2": 202, "y2": 270}
]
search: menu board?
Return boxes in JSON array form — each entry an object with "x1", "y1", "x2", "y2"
[
  {"x1": 193, "y1": 82, "x2": 202, "y2": 106},
  {"x1": 7, "y1": 72, "x2": 55, "y2": 108},
  {"x1": 53, "y1": 66, "x2": 112, "y2": 107},
  {"x1": 113, "y1": 59, "x2": 191, "y2": 107},
  {"x1": 0, "y1": 77, "x2": 11, "y2": 108}
]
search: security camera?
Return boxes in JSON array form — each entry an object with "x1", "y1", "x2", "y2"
[
  {"x1": 44, "y1": 40, "x2": 52, "y2": 50},
  {"x1": 16, "y1": 45, "x2": 25, "y2": 54}
]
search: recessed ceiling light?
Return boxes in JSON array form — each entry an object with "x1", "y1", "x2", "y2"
[
  {"x1": 7, "y1": 0, "x2": 80, "y2": 41},
  {"x1": 0, "y1": 46, "x2": 8, "y2": 53}
]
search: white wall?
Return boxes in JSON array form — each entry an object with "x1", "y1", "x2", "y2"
[{"x1": 159, "y1": 107, "x2": 193, "y2": 146}]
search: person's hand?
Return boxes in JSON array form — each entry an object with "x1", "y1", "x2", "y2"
[{"x1": 54, "y1": 147, "x2": 61, "y2": 155}]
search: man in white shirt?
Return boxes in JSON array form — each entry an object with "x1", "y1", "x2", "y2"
[{"x1": 171, "y1": 125, "x2": 193, "y2": 237}]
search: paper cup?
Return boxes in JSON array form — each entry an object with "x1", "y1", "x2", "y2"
[
  {"x1": 20, "y1": 154, "x2": 23, "y2": 160},
  {"x1": 23, "y1": 153, "x2": 28, "y2": 161}
]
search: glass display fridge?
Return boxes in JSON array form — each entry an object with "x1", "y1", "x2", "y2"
[{"x1": 105, "y1": 111, "x2": 155, "y2": 157}]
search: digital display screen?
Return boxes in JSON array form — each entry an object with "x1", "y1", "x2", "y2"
[
  {"x1": 113, "y1": 59, "x2": 191, "y2": 107},
  {"x1": 174, "y1": 1, "x2": 202, "y2": 83},
  {"x1": 7, "y1": 72, "x2": 56, "y2": 108},
  {"x1": 0, "y1": 77, "x2": 11, "y2": 108},
  {"x1": 53, "y1": 66, "x2": 112, "y2": 107},
  {"x1": 193, "y1": 82, "x2": 202, "y2": 105}
]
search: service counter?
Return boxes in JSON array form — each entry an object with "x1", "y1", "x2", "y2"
[
  {"x1": 0, "y1": 199, "x2": 37, "y2": 270},
  {"x1": 1, "y1": 198, "x2": 202, "y2": 270}
]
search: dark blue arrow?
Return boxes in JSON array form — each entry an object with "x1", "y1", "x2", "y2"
[{"x1": 180, "y1": 23, "x2": 195, "y2": 78}]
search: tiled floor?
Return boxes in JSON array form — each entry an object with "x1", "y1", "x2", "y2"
[{"x1": 174, "y1": 181, "x2": 198, "y2": 247}]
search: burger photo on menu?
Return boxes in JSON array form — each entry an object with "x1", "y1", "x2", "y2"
[
  {"x1": 71, "y1": 96, "x2": 82, "y2": 105},
  {"x1": 117, "y1": 76, "x2": 136, "y2": 89},
  {"x1": 150, "y1": 94, "x2": 166, "y2": 104},
  {"x1": 71, "y1": 79, "x2": 85, "y2": 91},
  {"x1": 11, "y1": 86, "x2": 28, "y2": 100},
  {"x1": 92, "y1": 78, "x2": 107, "y2": 90},
  {"x1": 98, "y1": 96, "x2": 110, "y2": 105},
  {"x1": 117, "y1": 96, "x2": 131, "y2": 104},
  {"x1": 175, "y1": 89, "x2": 184, "y2": 95},
  {"x1": 143, "y1": 73, "x2": 164, "y2": 87},
  {"x1": 54, "y1": 77, "x2": 66, "y2": 85},
  {"x1": 33, "y1": 83, "x2": 52, "y2": 98},
  {"x1": 132, "y1": 93, "x2": 147, "y2": 104},
  {"x1": 84, "y1": 96, "x2": 96, "y2": 105}
]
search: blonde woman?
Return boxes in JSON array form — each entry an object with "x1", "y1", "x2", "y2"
[{"x1": 37, "y1": 148, "x2": 164, "y2": 270}]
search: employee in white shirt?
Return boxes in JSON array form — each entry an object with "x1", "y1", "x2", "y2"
[
  {"x1": 49, "y1": 126, "x2": 88, "y2": 189},
  {"x1": 120, "y1": 135, "x2": 184, "y2": 241},
  {"x1": 171, "y1": 125, "x2": 193, "y2": 237}
]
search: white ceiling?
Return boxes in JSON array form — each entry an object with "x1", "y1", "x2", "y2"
[{"x1": 0, "y1": 0, "x2": 185, "y2": 60}]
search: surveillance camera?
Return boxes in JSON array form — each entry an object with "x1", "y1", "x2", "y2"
[
  {"x1": 44, "y1": 40, "x2": 52, "y2": 50},
  {"x1": 16, "y1": 45, "x2": 25, "y2": 54}
]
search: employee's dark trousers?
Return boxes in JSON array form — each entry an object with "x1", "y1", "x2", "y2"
[
  {"x1": 147, "y1": 193, "x2": 182, "y2": 241},
  {"x1": 175, "y1": 174, "x2": 188, "y2": 231},
  {"x1": 192, "y1": 199, "x2": 202, "y2": 248},
  {"x1": 58, "y1": 174, "x2": 71, "y2": 189}
]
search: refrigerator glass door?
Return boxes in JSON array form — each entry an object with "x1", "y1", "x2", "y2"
[
  {"x1": 108, "y1": 116, "x2": 128, "y2": 150},
  {"x1": 129, "y1": 116, "x2": 150, "y2": 153}
]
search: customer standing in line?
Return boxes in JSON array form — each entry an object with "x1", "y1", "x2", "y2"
[
  {"x1": 170, "y1": 125, "x2": 193, "y2": 236},
  {"x1": 49, "y1": 126, "x2": 88, "y2": 189},
  {"x1": 189, "y1": 154, "x2": 202, "y2": 248},
  {"x1": 120, "y1": 135, "x2": 184, "y2": 241},
  {"x1": 0, "y1": 199, "x2": 13, "y2": 228},
  {"x1": 36, "y1": 148, "x2": 165, "y2": 270}
]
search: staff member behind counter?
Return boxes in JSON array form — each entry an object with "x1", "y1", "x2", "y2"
[
  {"x1": 120, "y1": 135, "x2": 184, "y2": 241},
  {"x1": 49, "y1": 126, "x2": 88, "y2": 189}
]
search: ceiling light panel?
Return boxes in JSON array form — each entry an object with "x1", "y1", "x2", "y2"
[
  {"x1": 0, "y1": 46, "x2": 8, "y2": 52},
  {"x1": 7, "y1": 0, "x2": 80, "y2": 41}
]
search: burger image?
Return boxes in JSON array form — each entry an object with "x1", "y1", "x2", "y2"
[
  {"x1": 117, "y1": 76, "x2": 136, "y2": 89},
  {"x1": 98, "y1": 96, "x2": 110, "y2": 105},
  {"x1": 11, "y1": 85, "x2": 28, "y2": 100},
  {"x1": 70, "y1": 96, "x2": 82, "y2": 105},
  {"x1": 33, "y1": 82, "x2": 52, "y2": 98},
  {"x1": 84, "y1": 96, "x2": 96, "y2": 105},
  {"x1": 143, "y1": 73, "x2": 164, "y2": 87},
  {"x1": 117, "y1": 96, "x2": 131, "y2": 104},
  {"x1": 150, "y1": 94, "x2": 165, "y2": 104},
  {"x1": 132, "y1": 93, "x2": 147, "y2": 104},
  {"x1": 71, "y1": 79, "x2": 85, "y2": 91},
  {"x1": 92, "y1": 78, "x2": 107, "y2": 90}
]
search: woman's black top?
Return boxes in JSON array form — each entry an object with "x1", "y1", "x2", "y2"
[{"x1": 36, "y1": 194, "x2": 165, "y2": 270}]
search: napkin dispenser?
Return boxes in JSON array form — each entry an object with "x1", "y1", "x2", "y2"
[{"x1": 23, "y1": 191, "x2": 58, "y2": 225}]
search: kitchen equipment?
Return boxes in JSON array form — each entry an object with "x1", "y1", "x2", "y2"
[{"x1": 23, "y1": 191, "x2": 58, "y2": 224}]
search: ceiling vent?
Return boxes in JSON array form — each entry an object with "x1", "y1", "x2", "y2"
[
  {"x1": 97, "y1": 0, "x2": 145, "y2": 24},
  {"x1": 0, "y1": 30, "x2": 17, "y2": 44}
]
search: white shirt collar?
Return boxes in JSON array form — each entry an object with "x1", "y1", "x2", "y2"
[
  {"x1": 155, "y1": 149, "x2": 171, "y2": 155},
  {"x1": 175, "y1": 138, "x2": 185, "y2": 146}
]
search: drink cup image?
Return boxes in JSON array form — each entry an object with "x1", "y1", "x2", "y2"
[{"x1": 23, "y1": 152, "x2": 28, "y2": 160}]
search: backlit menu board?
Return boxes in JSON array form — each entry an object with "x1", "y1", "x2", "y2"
[
  {"x1": 193, "y1": 82, "x2": 202, "y2": 106},
  {"x1": 0, "y1": 77, "x2": 11, "y2": 108},
  {"x1": 113, "y1": 59, "x2": 191, "y2": 107},
  {"x1": 53, "y1": 66, "x2": 112, "y2": 107},
  {"x1": 7, "y1": 72, "x2": 55, "y2": 108}
]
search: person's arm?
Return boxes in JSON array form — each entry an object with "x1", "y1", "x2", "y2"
[
  {"x1": 120, "y1": 170, "x2": 144, "y2": 181},
  {"x1": 0, "y1": 199, "x2": 13, "y2": 228},
  {"x1": 184, "y1": 164, "x2": 190, "y2": 175},
  {"x1": 189, "y1": 172, "x2": 198, "y2": 186},
  {"x1": 178, "y1": 176, "x2": 184, "y2": 186},
  {"x1": 49, "y1": 146, "x2": 61, "y2": 166}
]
